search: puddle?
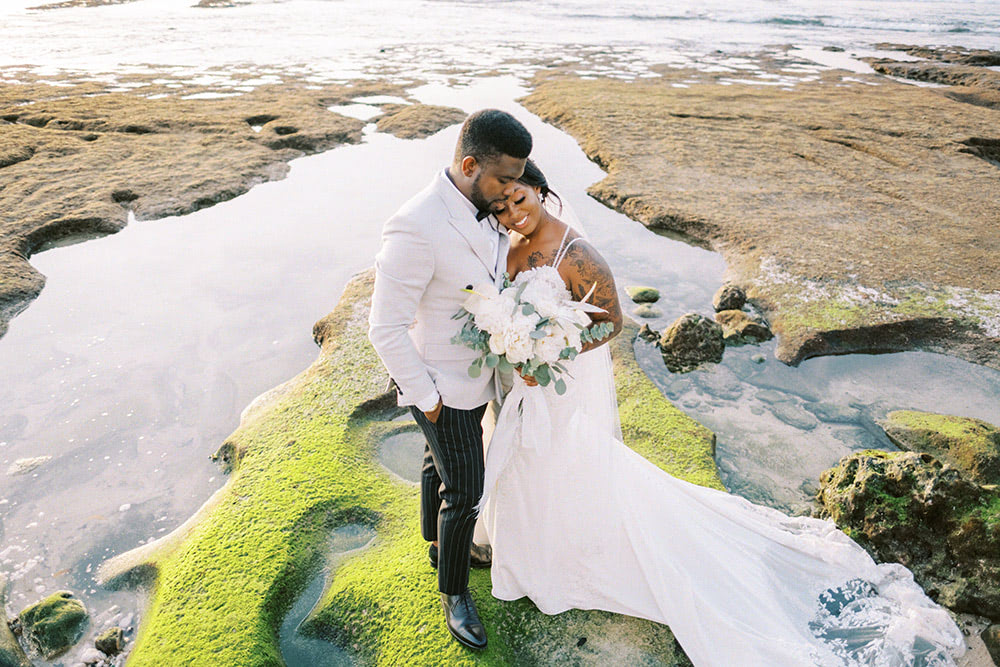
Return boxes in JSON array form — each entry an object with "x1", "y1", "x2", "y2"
[
  {"x1": 278, "y1": 523, "x2": 376, "y2": 667},
  {"x1": 377, "y1": 428, "x2": 423, "y2": 485}
]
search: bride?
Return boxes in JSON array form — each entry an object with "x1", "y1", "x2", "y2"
[{"x1": 477, "y1": 159, "x2": 967, "y2": 666}]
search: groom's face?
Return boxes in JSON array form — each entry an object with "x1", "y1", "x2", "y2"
[{"x1": 467, "y1": 154, "x2": 526, "y2": 213}]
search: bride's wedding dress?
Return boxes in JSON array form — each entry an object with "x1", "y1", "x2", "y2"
[{"x1": 477, "y1": 270, "x2": 966, "y2": 666}]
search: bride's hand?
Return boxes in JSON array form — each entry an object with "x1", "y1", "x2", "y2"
[{"x1": 516, "y1": 367, "x2": 539, "y2": 387}]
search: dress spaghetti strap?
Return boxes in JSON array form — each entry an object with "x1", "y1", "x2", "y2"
[{"x1": 551, "y1": 227, "x2": 581, "y2": 268}]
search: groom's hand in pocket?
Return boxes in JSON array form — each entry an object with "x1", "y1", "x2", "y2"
[{"x1": 424, "y1": 399, "x2": 444, "y2": 424}]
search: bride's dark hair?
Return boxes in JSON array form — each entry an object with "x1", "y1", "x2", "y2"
[{"x1": 518, "y1": 158, "x2": 562, "y2": 213}]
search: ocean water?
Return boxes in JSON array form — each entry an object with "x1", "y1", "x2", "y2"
[{"x1": 1, "y1": 0, "x2": 999, "y2": 83}]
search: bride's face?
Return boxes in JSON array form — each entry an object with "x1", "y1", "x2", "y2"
[{"x1": 495, "y1": 184, "x2": 544, "y2": 236}]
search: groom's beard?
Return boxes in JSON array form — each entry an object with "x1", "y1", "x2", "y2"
[{"x1": 469, "y1": 172, "x2": 497, "y2": 214}]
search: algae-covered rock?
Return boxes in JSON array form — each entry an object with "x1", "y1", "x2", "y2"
[
  {"x1": 94, "y1": 626, "x2": 125, "y2": 656},
  {"x1": 658, "y1": 313, "x2": 724, "y2": 373},
  {"x1": 633, "y1": 303, "x2": 662, "y2": 319},
  {"x1": 99, "y1": 272, "x2": 719, "y2": 665},
  {"x1": 983, "y1": 624, "x2": 1000, "y2": 664},
  {"x1": 879, "y1": 410, "x2": 1000, "y2": 484},
  {"x1": 0, "y1": 577, "x2": 31, "y2": 667},
  {"x1": 625, "y1": 285, "x2": 660, "y2": 303},
  {"x1": 714, "y1": 309, "x2": 773, "y2": 344},
  {"x1": 712, "y1": 283, "x2": 746, "y2": 312},
  {"x1": 817, "y1": 450, "x2": 1000, "y2": 620},
  {"x1": 18, "y1": 591, "x2": 88, "y2": 659},
  {"x1": 374, "y1": 104, "x2": 467, "y2": 139}
]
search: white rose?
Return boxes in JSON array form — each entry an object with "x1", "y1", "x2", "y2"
[
  {"x1": 473, "y1": 293, "x2": 517, "y2": 335},
  {"x1": 488, "y1": 333, "x2": 506, "y2": 356},
  {"x1": 520, "y1": 279, "x2": 563, "y2": 319},
  {"x1": 501, "y1": 312, "x2": 538, "y2": 365},
  {"x1": 534, "y1": 329, "x2": 568, "y2": 364}
]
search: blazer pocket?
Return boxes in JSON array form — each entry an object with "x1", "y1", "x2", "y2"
[{"x1": 424, "y1": 342, "x2": 480, "y2": 361}]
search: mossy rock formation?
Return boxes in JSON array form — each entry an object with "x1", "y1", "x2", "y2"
[
  {"x1": 817, "y1": 450, "x2": 1000, "y2": 620},
  {"x1": 17, "y1": 590, "x2": 89, "y2": 659},
  {"x1": 97, "y1": 269, "x2": 720, "y2": 665},
  {"x1": 521, "y1": 70, "x2": 1000, "y2": 370},
  {"x1": 879, "y1": 410, "x2": 1000, "y2": 484},
  {"x1": 0, "y1": 577, "x2": 31, "y2": 667},
  {"x1": 374, "y1": 104, "x2": 467, "y2": 139}
]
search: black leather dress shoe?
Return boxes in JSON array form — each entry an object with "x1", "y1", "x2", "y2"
[
  {"x1": 441, "y1": 590, "x2": 487, "y2": 650},
  {"x1": 429, "y1": 542, "x2": 492, "y2": 569}
]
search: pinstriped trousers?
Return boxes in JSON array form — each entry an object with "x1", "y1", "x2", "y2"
[{"x1": 411, "y1": 403, "x2": 487, "y2": 595}]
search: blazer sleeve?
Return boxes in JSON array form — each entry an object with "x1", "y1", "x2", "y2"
[{"x1": 368, "y1": 212, "x2": 438, "y2": 406}]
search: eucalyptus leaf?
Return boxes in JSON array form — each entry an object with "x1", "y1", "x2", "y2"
[
  {"x1": 468, "y1": 362, "x2": 482, "y2": 378},
  {"x1": 554, "y1": 378, "x2": 567, "y2": 395},
  {"x1": 530, "y1": 329, "x2": 547, "y2": 340},
  {"x1": 485, "y1": 353, "x2": 499, "y2": 368},
  {"x1": 522, "y1": 303, "x2": 535, "y2": 316}
]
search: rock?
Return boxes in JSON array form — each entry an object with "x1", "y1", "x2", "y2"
[
  {"x1": 874, "y1": 43, "x2": 1000, "y2": 67},
  {"x1": 633, "y1": 303, "x2": 662, "y2": 318},
  {"x1": 374, "y1": 104, "x2": 467, "y2": 140},
  {"x1": 94, "y1": 626, "x2": 124, "y2": 656},
  {"x1": 983, "y1": 624, "x2": 1000, "y2": 664},
  {"x1": 18, "y1": 591, "x2": 89, "y2": 659},
  {"x1": 802, "y1": 402, "x2": 859, "y2": 424},
  {"x1": 768, "y1": 402, "x2": 819, "y2": 431},
  {"x1": 755, "y1": 389, "x2": 789, "y2": 405},
  {"x1": 822, "y1": 46, "x2": 845, "y2": 52},
  {"x1": 712, "y1": 283, "x2": 745, "y2": 312},
  {"x1": 79, "y1": 647, "x2": 106, "y2": 664},
  {"x1": 879, "y1": 410, "x2": 1000, "y2": 484},
  {"x1": 865, "y1": 59, "x2": 1000, "y2": 91},
  {"x1": 714, "y1": 309, "x2": 773, "y2": 343},
  {"x1": 637, "y1": 323, "x2": 659, "y2": 342},
  {"x1": 750, "y1": 353, "x2": 766, "y2": 364},
  {"x1": 657, "y1": 313, "x2": 724, "y2": 373},
  {"x1": 6, "y1": 456, "x2": 51, "y2": 476},
  {"x1": 817, "y1": 450, "x2": 1000, "y2": 620},
  {"x1": 1, "y1": 577, "x2": 31, "y2": 667},
  {"x1": 625, "y1": 285, "x2": 660, "y2": 303}
]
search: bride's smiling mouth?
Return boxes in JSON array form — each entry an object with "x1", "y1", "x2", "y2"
[{"x1": 510, "y1": 215, "x2": 528, "y2": 229}]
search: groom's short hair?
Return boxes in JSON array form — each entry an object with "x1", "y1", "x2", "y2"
[{"x1": 455, "y1": 109, "x2": 532, "y2": 166}]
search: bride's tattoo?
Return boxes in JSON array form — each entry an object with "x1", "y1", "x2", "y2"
[
  {"x1": 526, "y1": 249, "x2": 557, "y2": 268},
  {"x1": 565, "y1": 244, "x2": 619, "y2": 317}
]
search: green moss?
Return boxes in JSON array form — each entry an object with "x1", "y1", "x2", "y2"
[
  {"x1": 612, "y1": 323, "x2": 724, "y2": 491},
  {"x1": 109, "y1": 274, "x2": 715, "y2": 666},
  {"x1": 18, "y1": 591, "x2": 88, "y2": 659},
  {"x1": 882, "y1": 410, "x2": 1000, "y2": 483}
]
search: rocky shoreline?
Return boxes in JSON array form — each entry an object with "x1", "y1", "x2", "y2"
[
  {"x1": 521, "y1": 52, "x2": 1000, "y2": 371},
  {"x1": 0, "y1": 71, "x2": 468, "y2": 339}
]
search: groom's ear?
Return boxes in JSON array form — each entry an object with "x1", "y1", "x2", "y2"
[{"x1": 460, "y1": 155, "x2": 479, "y2": 178}]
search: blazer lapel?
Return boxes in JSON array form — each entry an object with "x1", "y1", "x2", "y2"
[{"x1": 447, "y1": 215, "x2": 498, "y2": 279}]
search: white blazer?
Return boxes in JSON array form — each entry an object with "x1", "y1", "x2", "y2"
[{"x1": 368, "y1": 169, "x2": 510, "y2": 411}]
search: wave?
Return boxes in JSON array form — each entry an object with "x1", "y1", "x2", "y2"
[{"x1": 760, "y1": 17, "x2": 826, "y2": 27}]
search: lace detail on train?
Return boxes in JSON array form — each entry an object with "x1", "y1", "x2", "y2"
[{"x1": 477, "y1": 269, "x2": 966, "y2": 667}]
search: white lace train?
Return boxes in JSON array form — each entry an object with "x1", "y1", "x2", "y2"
[{"x1": 478, "y1": 347, "x2": 966, "y2": 666}]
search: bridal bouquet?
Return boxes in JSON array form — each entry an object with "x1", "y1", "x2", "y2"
[{"x1": 451, "y1": 266, "x2": 613, "y2": 395}]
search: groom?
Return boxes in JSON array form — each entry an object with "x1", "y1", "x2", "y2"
[{"x1": 368, "y1": 109, "x2": 531, "y2": 650}]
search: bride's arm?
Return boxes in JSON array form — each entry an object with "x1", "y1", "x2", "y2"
[{"x1": 559, "y1": 240, "x2": 623, "y2": 352}]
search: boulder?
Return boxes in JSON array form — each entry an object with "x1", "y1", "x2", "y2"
[
  {"x1": 94, "y1": 626, "x2": 124, "y2": 656},
  {"x1": 983, "y1": 624, "x2": 1000, "y2": 665},
  {"x1": 879, "y1": 410, "x2": 1000, "y2": 484},
  {"x1": 18, "y1": 591, "x2": 88, "y2": 659},
  {"x1": 817, "y1": 450, "x2": 1000, "y2": 620},
  {"x1": 658, "y1": 313, "x2": 724, "y2": 373},
  {"x1": 714, "y1": 309, "x2": 773, "y2": 343},
  {"x1": 712, "y1": 283, "x2": 746, "y2": 312},
  {"x1": 633, "y1": 303, "x2": 662, "y2": 319},
  {"x1": 625, "y1": 285, "x2": 660, "y2": 303}
]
